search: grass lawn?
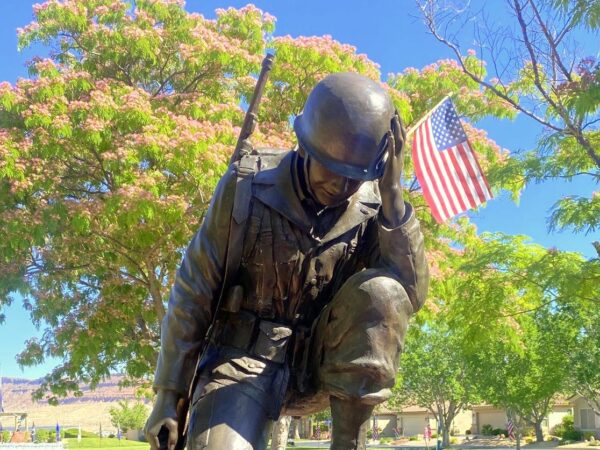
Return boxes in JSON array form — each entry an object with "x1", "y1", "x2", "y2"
[
  {"x1": 64, "y1": 437, "x2": 147, "y2": 450},
  {"x1": 64, "y1": 437, "x2": 315, "y2": 450}
]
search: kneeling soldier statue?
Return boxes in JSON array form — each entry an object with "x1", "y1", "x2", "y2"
[{"x1": 145, "y1": 71, "x2": 429, "y2": 450}]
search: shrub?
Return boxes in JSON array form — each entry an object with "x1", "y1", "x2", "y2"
[
  {"x1": 450, "y1": 437, "x2": 459, "y2": 444},
  {"x1": 466, "y1": 430, "x2": 472, "y2": 435},
  {"x1": 564, "y1": 430, "x2": 584, "y2": 441},
  {"x1": 380, "y1": 437, "x2": 393, "y2": 444},
  {"x1": 109, "y1": 400, "x2": 148, "y2": 433},
  {"x1": 523, "y1": 427, "x2": 535, "y2": 437},
  {"x1": 1, "y1": 431, "x2": 11, "y2": 442},
  {"x1": 481, "y1": 424, "x2": 494, "y2": 436},
  {"x1": 409, "y1": 435, "x2": 419, "y2": 441},
  {"x1": 584, "y1": 432, "x2": 596, "y2": 441},
  {"x1": 49, "y1": 431, "x2": 57, "y2": 443},
  {"x1": 493, "y1": 428, "x2": 508, "y2": 436},
  {"x1": 525, "y1": 437, "x2": 534, "y2": 444},
  {"x1": 554, "y1": 414, "x2": 583, "y2": 441},
  {"x1": 35, "y1": 429, "x2": 49, "y2": 443}
]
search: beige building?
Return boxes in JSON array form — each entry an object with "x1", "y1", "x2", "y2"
[
  {"x1": 372, "y1": 404, "x2": 473, "y2": 438},
  {"x1": 570, "y1": 396, "x2": 600, "y2": 438},
  {"x1": 375, "y1": 397, "x2": 578, "y2": 439},
  {"x1": 470, "y1": 399, "x2": 572, "y2": 435}
]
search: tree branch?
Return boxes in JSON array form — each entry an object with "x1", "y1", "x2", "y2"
[{"x1": 417, "y1": 1, "x2": 563, "y2": 132}]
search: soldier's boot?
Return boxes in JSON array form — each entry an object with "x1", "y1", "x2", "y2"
[{"x1": 330, "y1": 396, "x2": 373, "y2": 450}]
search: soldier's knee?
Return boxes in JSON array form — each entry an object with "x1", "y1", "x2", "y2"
[
  {"x1": 315, "y1": 269, "x2": 414, "y2": 404},
  {"x1": 338, "y1": 268, "x2": 413, "y2": 318}
]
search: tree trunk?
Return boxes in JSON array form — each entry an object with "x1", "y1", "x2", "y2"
[
  {"x1": 271, "y1": 415, "x2": 291, "y2": 450},
  {"x1": 534, "y1": 421, "x2": 544, "y2": 443},
  {"x1": 290, "y1": 418, "x2": 301, "y2": 440},
  {"x1": 145, "y1": 260, "x2": 166, "y2": 323},
  {"x1": 516, "y1": 428, "x2": 521, "y2": 450},
  {"x1": 442, "y1": 427, "x2": 450, "y2": 447}
]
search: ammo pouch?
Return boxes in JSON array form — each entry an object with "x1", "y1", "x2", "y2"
[{"x1": 215, "y1": 309, "x2": 293, "y2": 364}]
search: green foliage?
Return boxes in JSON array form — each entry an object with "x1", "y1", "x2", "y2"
[
  {"x1": 108, "y1": 400, "x2": 149, "y2": 432},
  {"x1": 552, "y1": 0, "x2": 600, "y2": 30},
  {"x1": 481, "y1": 424, "x2": 494, "y2": 436},
  {"x1": 584, "y1": 432, "x2": 597, "y2": 441},
  {"x1": 553, "y1": 414, "x2": 583, "y2": 441},
  {"x1": 392, "y1": 297, "x2": 478, "y2": 447},
  {"x1": 549, "y1": 194, "x2": 600, "y2": 234},
  {"x1": 418, "y1": 227, "x2": 599, "y2": 440}
]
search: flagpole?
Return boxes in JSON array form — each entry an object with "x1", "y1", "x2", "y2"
[{"x1": 405, "y1": 93, "x2": 454, "y2": 139}]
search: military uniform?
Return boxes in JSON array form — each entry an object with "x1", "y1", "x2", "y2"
[{"x1": 153, "y1": 148, "x2": 428, "y2": 449}]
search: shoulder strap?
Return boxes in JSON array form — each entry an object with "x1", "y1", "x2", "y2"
[
  {"x1": 224, "y1": 154, "x2": 259, "y2": 289},
  {"x1": 180, "y1": 154, "x2": 260, "y2": 444}
]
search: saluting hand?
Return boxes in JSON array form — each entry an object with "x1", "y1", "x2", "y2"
[{"x1": 378, "y1": 112, "x2": 407, "y2": 228}]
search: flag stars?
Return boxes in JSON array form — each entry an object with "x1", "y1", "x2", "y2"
[{"x1": 431, "y1": 99, "x2": 467, "y2": 151}]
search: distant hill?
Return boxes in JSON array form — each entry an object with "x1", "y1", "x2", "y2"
[{"x1": 0, "y1": 375, "x2": 151, "y2": 433}]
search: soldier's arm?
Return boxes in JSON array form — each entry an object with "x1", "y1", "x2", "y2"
[
  {"x1": 373, "y1": 203, "x2": 429, "y2": 313},
  {"x1": 153, "y1": 164, "x2": 238, "y2": 394},
  {"x1": 368, "y1": 113, "x2": 429, "y2": 312}
]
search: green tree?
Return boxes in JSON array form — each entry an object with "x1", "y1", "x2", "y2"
[
  {"x1": 108, "y1": 400, "x2": 149, "y2": 433},
  {"x1": 568, "y1": 254, "x2": 600, "y2": 415},
  {"x1": 1, "y1": 0, "x2": 274, "y2": 402},
  {"x1": 0, "y1": 0, "x2": 515, "y2": 401},
  {"x1": 446, "y1": 230, "x2": 597, "y2": 446},
  {"x1": 392, "y1": 309, "x2": 478, "y2": 447}
]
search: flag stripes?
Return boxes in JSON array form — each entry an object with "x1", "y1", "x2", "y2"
[
  {"x1": 411, "y1": 98, "x2": 492, "y2": 223},
  {"x1": 507, "y1": 418, "x2": 516, "y2": 440}
]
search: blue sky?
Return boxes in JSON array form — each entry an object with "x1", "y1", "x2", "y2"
[{"x1": 0, "y1": 0, "x2": 598, "y2": 379}]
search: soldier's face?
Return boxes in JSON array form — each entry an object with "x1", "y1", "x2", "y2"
[{"x1": 307, "y1": 156, "x2": 363, "y2": 206}]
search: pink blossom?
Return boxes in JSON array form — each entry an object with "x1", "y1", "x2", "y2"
[
  {"x1": 17, "y1": 22, "x2": 40, "y2": 36},
  {"x1": 263, "y1": 12, "x2": 276, "y2": 24},
  {"x1": 239, "y1": 4, "x2": 262, "y2": 15},
  {"x1": 94, "y1": 5, "x2": 110, "y2": 16},
  {"x1": 32, "y1": 0, "x2": 59, "y2": 15},
  {"x1": 467, "y1": 49, "x2": 477, "y2": 56}
]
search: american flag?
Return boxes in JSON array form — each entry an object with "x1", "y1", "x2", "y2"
[
  {"x1": 411, "y1": 97, "x2": 493, "y2": 223},
  {"x1": 507, "y1": 418, "x2": 515, "y2": 440},
  {"x1": 372, "y1": 417, "x2": 379, "y2": 440}
]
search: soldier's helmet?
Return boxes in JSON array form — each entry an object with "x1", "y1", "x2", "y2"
[{"x1": 293, "y1": 72, "x2": 395, "y2": 181}]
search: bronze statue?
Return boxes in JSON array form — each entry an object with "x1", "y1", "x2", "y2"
[{"x1": 145, "y1": 71, "x2": 429, "y2": 450}]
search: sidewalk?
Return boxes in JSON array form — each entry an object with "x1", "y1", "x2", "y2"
[{"x1": 286, "y1": 437, "x2": 600, "y2": 449}]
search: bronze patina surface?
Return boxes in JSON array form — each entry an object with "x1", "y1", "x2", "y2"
[{"x1": 145, "y1": 72, "x2": 429, "y2": 450}]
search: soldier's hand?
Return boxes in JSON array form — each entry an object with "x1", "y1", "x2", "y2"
[
  {"x1": 379, "y1": 112, "x2": 407, "y2": 227},
  {"x1": 144, "y1": 390, "x2": 180, "y2": 450}
]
